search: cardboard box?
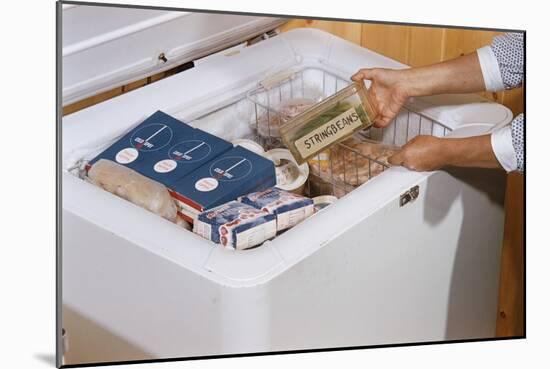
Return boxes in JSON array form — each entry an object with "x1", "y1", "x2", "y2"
[
  {"x1": 88, "y1": 110, "x2": 233, "y2": 183},
  {"x1": 193, "y1": 201, "x2": 276, "y2": 249},
  {"x1": 170, "y1": 146, "x2": 276, "y2": 222},
  {"x1": 240, "y1": 188, "x2": 314, "y2": 231}
]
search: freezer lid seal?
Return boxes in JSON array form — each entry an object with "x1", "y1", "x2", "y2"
[{"x1": 62, "y1": 5, "x2": 287, "y2": 105}]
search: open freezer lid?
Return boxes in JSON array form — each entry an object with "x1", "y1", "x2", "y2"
[{"x1": 62, "y1": 4, "x2": 286, "y2": 105}]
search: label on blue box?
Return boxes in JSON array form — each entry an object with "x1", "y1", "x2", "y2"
[
  {"x1": 172, "y1": 146, "x2": 276, "y2": 219},
  {"x1": 88, "y1": 111, "x2": 233, "y2": 185}
]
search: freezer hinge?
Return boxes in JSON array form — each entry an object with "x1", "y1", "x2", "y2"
[
  {"x1": 399, "y1": 185, "x2": 420, "y2": 207},
  {"x1": 247, "y1": 29, "x2": 280, "y2": 46}
]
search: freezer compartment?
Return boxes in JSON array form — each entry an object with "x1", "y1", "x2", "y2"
[{"x1": 65, "y1": 65, "x2": 455, "y2": 250}]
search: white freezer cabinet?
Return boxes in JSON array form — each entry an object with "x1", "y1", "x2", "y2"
[{"x1": 62, "y1": 12, "x2": 511, "y2": 364}]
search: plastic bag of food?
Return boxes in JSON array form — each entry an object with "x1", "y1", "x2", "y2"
[{"x1": 87, "y1": 159, "x2": 178, "y2": 222}]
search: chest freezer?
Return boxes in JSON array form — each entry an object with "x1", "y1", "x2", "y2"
[{"x1": 61, "y1": 9, "x2": 512, "y2": 365}]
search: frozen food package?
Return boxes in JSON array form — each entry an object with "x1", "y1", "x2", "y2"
[
  {"x1": 279, "y1": 81, "x2": 376, "y2": 164},
  {"x1": 240, "y1": 188, "x2": 314, "y2": 232},
  {"x1": 87, "y1": 159, "x2": 178, "y2": 222},
  {"x1": 87, "y1": 111, "x2": 233, "y2": 185},
  {"x1": 308, "y1": 136, "x2": 399, "y2": 188},
  {"x1": 194, "y1": 201, "x2": 276, "y2": 250},
  {"x1": 170, "y1": 145, "x2": 276, "y2": 223}
]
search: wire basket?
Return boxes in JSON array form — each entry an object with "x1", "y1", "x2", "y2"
[{"x1": 188, "y1": 67, "x2": 452, "y2": 199}]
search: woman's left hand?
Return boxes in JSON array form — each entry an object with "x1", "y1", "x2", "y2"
[{"x1": 388, "y1": 135, "x2": 448, "y2": 171}]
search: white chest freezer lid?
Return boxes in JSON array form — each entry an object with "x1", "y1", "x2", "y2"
[{"x1": 61, "y1": 4, "x2": 286, "y2": 105}]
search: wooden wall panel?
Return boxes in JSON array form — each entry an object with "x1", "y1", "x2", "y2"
[
  {"x1": 361, "y1": 24, "x2": 410, "y2": 63},
  {"x1": 442, "y1": 28, "x2": 500, "y2": 60},
  {"x1": 62, "y1": 86, "x2": 124, "y2": 116},
  {"x1": 501, "y1": 86, "x2": 524, "y2": 117},
  {"x1": 407, "y1": 26, "x2": 445, "y2": 67},
  {"x1": 496, "y1": 172, "x2": 525, "y2": 337}
]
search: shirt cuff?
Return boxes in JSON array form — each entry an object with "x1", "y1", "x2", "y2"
[
  {"x1": 491, "y1": 125, "x2": 517, "y2": 172},
  {"x1": 477, "y1": 45, "x2": 505, "y2": 92}
]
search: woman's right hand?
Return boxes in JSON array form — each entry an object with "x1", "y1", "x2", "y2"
[{"x1": 351, "y1": 68, "x2": 411, "y2": 128}]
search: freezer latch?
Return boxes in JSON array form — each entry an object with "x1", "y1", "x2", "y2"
[{"x1": 399, "y1": 185, "x2": 420, "y2": 207}]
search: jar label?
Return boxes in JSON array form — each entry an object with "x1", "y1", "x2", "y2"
[{"x1": 293, "y1": 105, "x2": 367, "y2": 159}]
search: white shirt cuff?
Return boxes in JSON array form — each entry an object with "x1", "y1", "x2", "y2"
[
  {"x1": 491, "y1": 125, "x2": 517, "y2": 172},
  {"x1": 477, "y1": 45, "x2": 505, "y2": 92}
]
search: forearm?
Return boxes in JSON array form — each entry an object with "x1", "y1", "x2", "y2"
[
  {"x1": 401, "y1": 52, "x2": 486, "y2": 97},
  {"x1": 441, "y1": 134, "x2": 501, "y2": 169}
]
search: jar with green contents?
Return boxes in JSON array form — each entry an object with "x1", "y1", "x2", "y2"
[{"x1": 279, "y1": 81, "x2": 376, "y2": 164}]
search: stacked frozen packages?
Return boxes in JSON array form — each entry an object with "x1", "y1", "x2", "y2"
[
  {"x1": 240, "y1": 187, "x2": 314, "y2": 231},
  {"x1": 87, "y1": 111, "x2": 276, "y2": 223},
  {"x1": 88, "y1": 111, "x2": 232, "y2": 183},
  {"x1": 193, "y1": 188, "x2": 314, "y2": 249},
  {"x1": 170, "y1": 145, "x2": 276, "y2": 222},
  {"x1": 194, "y1": 201, "x2": 277, "y2": 250}
]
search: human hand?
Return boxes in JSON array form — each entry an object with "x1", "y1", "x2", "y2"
[
  {"x1": 351, "y1": 68, "x2": 411, "y2": 128},
  {"x1": 388, "y1": 135, "x2": 448, "y2": 171}
]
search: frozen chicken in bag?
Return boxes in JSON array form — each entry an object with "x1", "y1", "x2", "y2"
[{"x1": 87, "y1": 159, "x2": 178, "y2": 222}]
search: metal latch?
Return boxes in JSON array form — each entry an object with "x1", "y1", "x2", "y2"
[
  {"x1": 399, "y1": 185, "x2": 420, "y2": 207},
  {"x1": 247, "y1": 29, "x2": 280, "y2": 46}
]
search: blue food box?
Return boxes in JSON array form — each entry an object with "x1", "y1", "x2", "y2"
[
  {"x1": 194, "y1": 201, "x2": 277, "y2": 249},
  {"x1": 87, "y1": 110, "x2": 233, "y2": 185},
  {"x1": 170, "y1": 146, "x2": 276, "y2": 222},
  {"x1": 240, "y1": 188, "x2": 314, "y2": 231}
]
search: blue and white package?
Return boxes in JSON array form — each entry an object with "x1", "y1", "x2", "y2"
[
  {"x1": 171, "y1": 146, "x2": 276, "y2": 222},
  {"x1": 87, "y1": 110, "x2": 233, "y2": 185},
  {"x1": 240, "y1": 188, "x2": 314, "y2": 231},
  {"x1": 194, "y1": 201, "x2": 277, "y2": 250}
]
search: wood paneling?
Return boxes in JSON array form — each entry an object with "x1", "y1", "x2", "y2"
[
  {"x1": 496, "y1": 172, "x2": 525, "y2": 337},
  {"x1": 62, "y1": 73, "x2": 168, "y2": 116},
  {"x1": 62, "y1": 86, "x2": 123, "y2": 116},
  {"x1": 441, "y1": 28, "x2": 500, "y2": 60},
  {"x1": 121, "y1": 78, "x2": 147, "y2": 93},
  {"x1": 501, "y1": 86, "x2": 524, "y2": 117},
  {"x1": 407, "y1": 26, "x2": 445, "y2": 67},
  {"x1": 361, "y1": 24, "x2": 410, "y2": 63}
]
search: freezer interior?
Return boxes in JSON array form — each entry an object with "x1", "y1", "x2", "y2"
[{"x1": 64, "y1": 64, "x2": 458, "y2": 261}]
